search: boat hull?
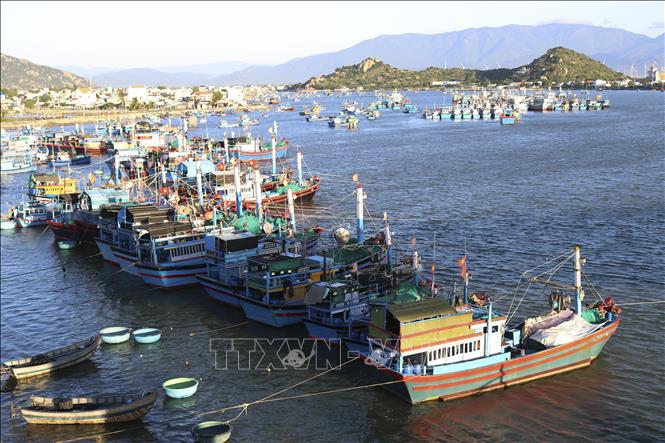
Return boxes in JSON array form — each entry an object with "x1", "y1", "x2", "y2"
[
  {"x1": 21, "y1": 391, "x2": 157, "y2": 425},
  {"x1": 367, "y1": 320, "x2": 619, "y2": 404},
  {"x1": 134, "y1": 263, "x2": 207, "y2": 289},
  {"x1": 3, "y1": 335, "x2": 101, "y2": 380},
  {"x1": 239, "y1": 297, "x2": 307, "y2": 328},
  {"x1": 1, "y1": 165, "x2": 37, "y2": 175},
  {"x1": 198, "y1": 276, "x2": 243, "y2": 307}
]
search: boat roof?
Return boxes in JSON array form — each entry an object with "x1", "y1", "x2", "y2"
[{"x1": 387, "y1": 298, "x2": 457, "y2": 323}]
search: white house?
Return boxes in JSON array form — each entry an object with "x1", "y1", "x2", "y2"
[
  {"x1": 73, "y1": 87, "x2": 97, "y2": 107},
  {"x1": 224, "y1": 86, "x2": 245, "y2": 104},
  {"x1": 127, "y1": 85, "x2": 149, "y2": 103}
]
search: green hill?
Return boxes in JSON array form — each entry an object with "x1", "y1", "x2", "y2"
[
  {"x1": 1, "y1": 53, "x2": 89, "y2": 90},
  {"x1": 292, "y1": 48, "x2": 624, "y2": 90},
  {"x1": 514, "y1": 47, "x2": 624, "y2": 83}
]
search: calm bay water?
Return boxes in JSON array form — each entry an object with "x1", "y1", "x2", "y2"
[{"x1": 1, "y1": 90, "x2": 664, "y2": 442}]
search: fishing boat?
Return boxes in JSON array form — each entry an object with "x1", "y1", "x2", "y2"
[
  {"x1": 226, "y1": 134, "x2": 289, "y2": 162},
  {"x1": 0, "y1": 152, "x2": 37, "y2": 175},
  {"x1": 304, "y1": 280, "x2": 378, "y2": 341},
  {"x1": 238, "y1": 115, "x2": 259, "y2": 126},
  {"x1": 20, "y1": 391, "x2": 157, "y2": 424},
  {"x1": 237, "y1": 252, "x2": 333, "y2": 327},
  {"x1": 49, "y1": 151, "x2": 91, "y2": 167},
  {"x1": 500, "y1": 108, "x2": 516, "y2": 125},
  {"x1": 361, "y1": 246, "x2": 621, "y2": 404},
  {"x1": 48, "y1": 189, "x2": 130, "y2": 243},
  {"x1": 14, "y1": 201, "x2": 53, "y2": 227},
  {"x1": 28, "y1": 174, "x2": 78, "y2": 201},
  {"x1": 1, "y1": 334, "x2": 101, "y2": 382},
  {"x1": 95, "y1": 204, "x2": 172, "y2": 268},
  {"x1": 132, "y1": 222, "x2": 211, "y2": 289}
]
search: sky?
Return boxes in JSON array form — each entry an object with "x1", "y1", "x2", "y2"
[{"x1": 1, "y1": 1, "x2": 663, "y2": 69}]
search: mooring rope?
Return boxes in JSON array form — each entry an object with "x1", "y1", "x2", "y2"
[{"x1": 196, "y1": 356, "x2": 363, "y2": 421}]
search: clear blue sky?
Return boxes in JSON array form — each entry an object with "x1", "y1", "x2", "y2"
[{"x1": 1, "y1": 1, "x2": 663, "y2": 68}]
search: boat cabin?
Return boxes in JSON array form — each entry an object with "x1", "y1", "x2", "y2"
[{"x1": 368, "y1": 298, "x2": 507, "y2": 375}]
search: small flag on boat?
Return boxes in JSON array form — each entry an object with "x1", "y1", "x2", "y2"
[{"x1": 457, "y1": 256, "x2": 467, "y2": 278}]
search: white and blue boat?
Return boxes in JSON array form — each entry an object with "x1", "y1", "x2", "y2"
[{"x1": 15, "y1": 201, "x2": 53, "y2": 227}]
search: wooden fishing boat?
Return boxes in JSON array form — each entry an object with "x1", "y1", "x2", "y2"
[
  {"x1": 192, "y1": 421, "x2": 232, "y2": 443},
  {"x1": 1, "y1": 334, "x2": 101, "y2": 381},
  {"x1": 20, "y1": 391, "x2": 157, "y2": 425}
]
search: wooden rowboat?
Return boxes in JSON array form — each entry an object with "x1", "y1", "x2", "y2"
[
  {"x1": 2, "y1": 334, "x2": 101, "y2": 382},
  {"x1": 21, "y1": 391, "x2": 157, "y2": 425}
]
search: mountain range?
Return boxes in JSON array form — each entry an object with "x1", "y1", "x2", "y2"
[{"x1": 2, "y1": 23, "x2": 663, "y2": 89}]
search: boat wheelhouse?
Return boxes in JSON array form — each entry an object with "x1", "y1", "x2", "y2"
[
  {"x1": 237, "y1": 252, "x2": 337, "y2": 327},
  {"x1": 13, "y1": 201, "x2": 53, "y2": 228},
  {"x1": 95, "y1": 204, "x2": 172, "y2": 267},
  {"x1": 132, "y1": 222, "x2": 212, "y2": 288}
]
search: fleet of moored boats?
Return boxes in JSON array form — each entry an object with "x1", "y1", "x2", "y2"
[{"x1": 0, "y1": 90, "x2": 620, "y2": 440}]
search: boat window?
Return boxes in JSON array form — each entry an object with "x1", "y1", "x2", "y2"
[{"x1": 492, "y1": 325, "x2": 499, "y2": 333}]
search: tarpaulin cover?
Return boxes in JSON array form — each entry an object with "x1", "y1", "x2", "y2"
[{"x1": 529, "y1": 314, "x2": 603, "y2": 348}]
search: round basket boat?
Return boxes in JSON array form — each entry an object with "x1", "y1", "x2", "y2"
[
  {"x1": 57, "y1": 240, "x2": 77, "y2": 250},
  {"x1": 132, "y1": 328, "x2": 161, "y2": 344},
  {"x1": 192, "y1": 421, "x2": 232, "y2": 443},
  {"x1": 99, "y1": 326, "x2": 131, "y2": 344},
  {"x1": 163, "y1": 377, "x2": 199, "y2": 399}
]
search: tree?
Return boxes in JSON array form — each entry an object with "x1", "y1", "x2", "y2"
[
  {"x1": 24, "y1": 99, "x2": 37, "y2": 109},
  {"x1": 128, "y1": 97, "x2": 140, "y2": 111},
  {"x1": 211, "y1": 90, "x2": 223, "y2": 106}
]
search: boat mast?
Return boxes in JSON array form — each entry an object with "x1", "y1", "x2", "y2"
[
  {"x1": 195, "y1": 160, "x2": 204, "y2": 208},
  {"x1": 253, "y1": 167, "x2": 262, "y2": 221},
  {"x1": 354, "y1": 174, "x2": 364, "y2": 243},
  {"x1": 296, "y1": 150, "x2": 303, "y2": 186},
  {"x1": 412, "y1": 237, "x2": 419, "y2": 286},
  {"x1": 484, "y1": 299, "x2": 493, "y2": 357},
  {"x1": 287, "y1": 187, "x2": 296, "y2": 235},
  {"x1": 271, "y1": 121, "x2": 278, "y2": 176},
  {"x1": 383, "y1": 212, "x2": 392, "y2": 272},
  {"x1": 233, "y1": 163, "x2": 243, "y2": 217},
  {"x1": 574, "y1": 245, "x2": 585, "y2": 314}
]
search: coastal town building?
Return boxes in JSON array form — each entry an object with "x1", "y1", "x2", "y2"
[{"x1": 127, "y1": 85, "x2": 149, "y2": 103}]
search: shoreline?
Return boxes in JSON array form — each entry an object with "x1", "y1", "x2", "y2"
[{"x1": 0, "y1": 104, "x2": 271, "y2": 130}]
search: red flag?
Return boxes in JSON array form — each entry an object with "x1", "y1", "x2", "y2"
[{"x1": 457, "y1": 256, "x2": 467, "y2": 278}]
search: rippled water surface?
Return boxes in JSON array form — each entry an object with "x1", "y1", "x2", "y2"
[{"x1": 1, "y1": 91, "x2": 664, "y2": 442}]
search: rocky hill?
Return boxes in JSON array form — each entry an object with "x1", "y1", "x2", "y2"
[
  {"x1": 293, "y1": 48, "x2": 625, "y2": 89},
  {"x1": 516, "y1": 47, "x2": 624, "y2": 83},
  {"x1": 1, "y1": 53, "x2": 89, "y2": 90}
]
